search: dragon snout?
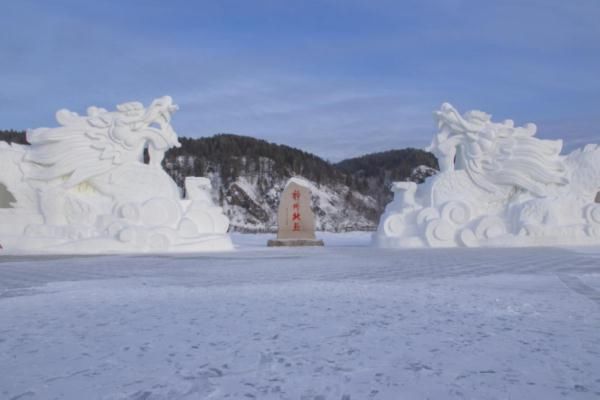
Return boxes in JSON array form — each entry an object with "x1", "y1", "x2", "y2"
[{"x1": 166, "y1": 127, "x2": 181, "y2": 148}]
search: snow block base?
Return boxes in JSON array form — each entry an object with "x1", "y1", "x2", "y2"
[{"x1": 267, "y1": 239, "x2": 324, "y2": 247}]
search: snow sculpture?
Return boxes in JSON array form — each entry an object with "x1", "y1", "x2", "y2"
[
  {"x1": 0, "y1": 96, "x2": 233, "y2": 253},
  {"x1": 374, "y1": 103, "x2": 600, "y2": 248}
]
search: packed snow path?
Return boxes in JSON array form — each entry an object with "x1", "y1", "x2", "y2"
[{"x1": 1, "y1": 233, "x2": 600, "y2": 400}]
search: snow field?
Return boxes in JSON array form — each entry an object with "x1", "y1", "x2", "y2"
[{"x1": 1, "y1": 233, "x2": 600, "y2": 399}]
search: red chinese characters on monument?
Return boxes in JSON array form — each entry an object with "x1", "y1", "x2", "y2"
[
  {"x1": 273, "y1": 178, "x2": 317, "y2": 241},
  {"x1": 269, "y1": 177, "x2": 322, "y2": 246},
  {"x1": 292, "y1": 189, "x2": 301, "y2": 231}
]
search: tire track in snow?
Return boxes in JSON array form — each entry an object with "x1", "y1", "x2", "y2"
[{"x1": 558, "y1": 274, "x2": 600, "y2": 307}]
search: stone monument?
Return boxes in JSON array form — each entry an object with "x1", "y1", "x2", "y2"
[
  {"x1": 0, "y1": 96, "x2": 233, "y2": 254},
  {"x1": 373, "y1": 102, "x2": 600, "y2": 248},
  {"x1": 268, "y1": 177, "x2": 324, "y2": 247}
]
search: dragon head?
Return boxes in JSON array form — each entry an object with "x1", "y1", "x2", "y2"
[
  {"x1": 427, "y1": 103, "x2": 567, "y2": 196},
  {"x1": 109, "y1": 95, "x2": 181, "y2": 154},
  {"x1": 139, "y1": 96, "x2": 181, "y2": 150},
  {"x1": 24, "y1": 96, "x2": 185, "y2": 187},
  {"x1": 428, "y1": 103, "x2": 497, "y2": 172}
]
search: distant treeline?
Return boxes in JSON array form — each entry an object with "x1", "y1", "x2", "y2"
[
  {"x1": 167, "y1": 134, "x2": 346, "y2": 186},
  {"x1": 0, "y1": 130, "x2": 28, "y2": 144},
  {"x1": 336, "y1": 148, "x2": 438, "y2": 184}
]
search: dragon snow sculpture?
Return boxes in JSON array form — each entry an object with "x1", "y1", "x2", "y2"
[
  {"x1": 0, "y1": 97, "x2": 232, "y2": 253},
  {"x1": 374, "y1": 103, "x2": 600, "y2": 248}
]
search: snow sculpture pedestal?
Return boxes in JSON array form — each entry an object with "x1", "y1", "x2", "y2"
[
  {"x1": 268, "y1": 177, "x2": 324, "y2": 247},
  {"x1": 0, "y1": 96, "x2": 233, "y2": 254},
  {"x1": 374, "y1": 103, "x2": 600, "y2": 248}
]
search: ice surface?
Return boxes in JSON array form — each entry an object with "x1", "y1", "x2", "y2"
[{"x1": 1, "y1": 233, "x2": 600, "y2": 399}]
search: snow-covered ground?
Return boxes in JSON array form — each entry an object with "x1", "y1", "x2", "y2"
[{"x1": 1, "y1": 233, "x2": 600, "y2": 400}]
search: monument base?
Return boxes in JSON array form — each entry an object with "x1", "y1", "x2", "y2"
[{"x1": 267, "y1": 239, "x2": 324, "y2": 247}]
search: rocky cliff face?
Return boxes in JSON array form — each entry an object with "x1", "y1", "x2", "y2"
[{"x1": 164, "y1": 155, "x2": 379, "y2": 232}]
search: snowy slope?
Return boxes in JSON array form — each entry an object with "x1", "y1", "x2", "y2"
[
  {"x1": 220, "y1": 175, "x2": 378, "y2": 232},
  {"x1": 1, "y1": 236, "x2": 600, "y2": 399},
  {"x1": 215, "y1": 165, "x2": 434, "y2": 233}
]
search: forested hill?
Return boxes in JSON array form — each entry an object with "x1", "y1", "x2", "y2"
[
  {"x1": 162, "y1": 134, "x2": 381, "y2": 231},
  {"x1": 336, "y1": 148, "x2": 438, "y2": 182},
  {"x1": 335, "y1": 149, "x2": 438, "y2": 210},
  {"x1": 166, "y1": 134, "x2": 345, "y2": 188},
  {"x1": 0, "y1": 130, "x2": 438, "y2": 231}
]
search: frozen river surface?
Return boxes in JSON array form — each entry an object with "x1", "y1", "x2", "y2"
[{"x1": 1, "y1": 233, "x2": 600, "y2": 400}]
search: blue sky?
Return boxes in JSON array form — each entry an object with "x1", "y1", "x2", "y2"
[{"x1": 1, "y1": 0, "x2": 599, "y2": 160}]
